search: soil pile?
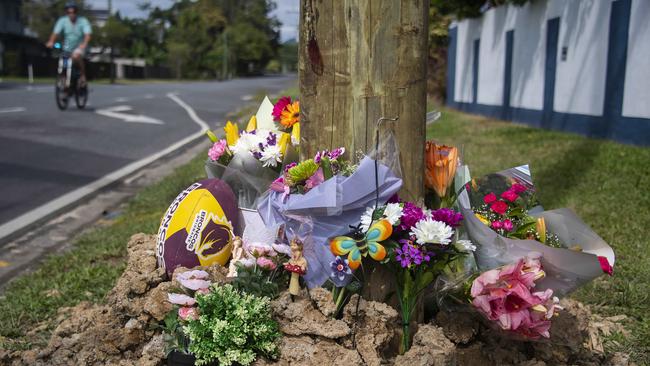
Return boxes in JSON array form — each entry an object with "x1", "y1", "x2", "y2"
[{"x1": 1, "y1": 233, "x2": 628, "y2": 366}]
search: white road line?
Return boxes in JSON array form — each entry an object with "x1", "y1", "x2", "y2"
[
  {"x1": 115, "y1": 97, "x2": 128, "y2": 102},
  {"x1": 0, "y1": 107, "x2": 26, "y2": 114},
  {"x1": 166, "y1": 93, "x2": 210, "y2": 130},
  {"x1": 0, "y1": 94, "x2": 208, "y2": 242},
  {"x1": 95, "y1": 105, "x2": 164, "y2": 125}
]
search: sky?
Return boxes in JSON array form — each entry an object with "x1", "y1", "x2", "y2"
[{"x1": 86, "y1": 0, "x2": 299, "y2": 42}]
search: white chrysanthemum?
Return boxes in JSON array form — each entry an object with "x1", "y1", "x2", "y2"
[
  {"x1": 410, "y1": 218, "x2": 453, "y2": 245},
  {"x1": 231, "y1": 132, "x2": 264, "y2": 156},
  {"x1": 383, "y1": 203, "x2": 403, "y2": 225},
  {"x1": 454, "y1": 239, "x2": 476, "y2": 252},
  {"x1": 260, "y1": 145, "x2": 282, "y2": 167},
  {"x1": 359, "y1": 206, "x2": 374, "y2": 232}
]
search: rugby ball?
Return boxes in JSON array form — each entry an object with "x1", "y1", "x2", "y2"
[{"x1": 156, "y1": 179, "x2": 241, "y2": 276}]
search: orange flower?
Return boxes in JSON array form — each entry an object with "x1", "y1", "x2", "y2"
[
  {"x1": 425, "y1": 142, "x2": 458, "y2": 198},
  {"x1": 280, "y1": 101, "x2": 300, "y2": 128}
]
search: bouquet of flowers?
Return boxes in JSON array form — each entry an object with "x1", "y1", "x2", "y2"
[
  {"x1": 328, "y1": 198, "x2": 473, "y2": 353},
  {"x1": 257, "y1": 133, "x2": 403, "y2": 288},
  {"x1": 205, "y1": 96, "x2": 300, "y2": 208},
  {"x1": 457, "y1": 165, "x2": 615, "y2": 295},
  {"x1": 435, "y1": 253, "x2": 563, "y2": 340}
]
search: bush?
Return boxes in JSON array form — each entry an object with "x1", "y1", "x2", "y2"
[{"x1": 184, "y1": 284, "x2": 280, "y2": 365}]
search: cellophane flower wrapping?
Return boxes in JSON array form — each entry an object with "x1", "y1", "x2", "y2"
[
  {"x1": 206, "y1": 144, "x2": 299, "y2": 209},
  {"x1": 457, "y1": 165, "x2": 615, "y2": 296},
  {"x1": 257, "y1": 133, "x2": 403, "y2": 288}
]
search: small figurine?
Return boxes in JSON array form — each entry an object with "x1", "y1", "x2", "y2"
[
  {"x1": 284, "y1": 238, "x2": 307, "y2": 299},
  {"x1": 227, "y1": 236, "x2": 245, "y2": 277}
]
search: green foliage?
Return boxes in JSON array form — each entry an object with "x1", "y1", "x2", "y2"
[
  {"x1": 161, "y1": 309, "x2": 191, "y2": 355},
  {"x1": 231, "y1": 264, "x2": 288, "y2": 299},
  {"x1": 184, "y1": 284, "x2": 280, "y2": 366},
  {"x1": 21, "y1": 0, "x2": 90, "y2": 41}
]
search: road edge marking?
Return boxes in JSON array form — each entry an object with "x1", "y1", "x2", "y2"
[{"x1": 0, "y1": 94, "x2": 208, "y2": 243}]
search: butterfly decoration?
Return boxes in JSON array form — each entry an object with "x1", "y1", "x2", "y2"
[{"x1": 330, "y1": 219, "x2": 392, "y2": 270}]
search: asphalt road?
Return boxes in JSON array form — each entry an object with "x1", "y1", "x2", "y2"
[{"x1": 0, "y1": 75, "x2": 296, "y2": 240}]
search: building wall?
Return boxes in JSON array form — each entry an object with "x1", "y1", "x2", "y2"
[
  {"x1": 622, "y1": 0, "x2": 650, "y2": 119},
  {"x1": 446, "y1": 0, "x2": 650, "y2": 145}
]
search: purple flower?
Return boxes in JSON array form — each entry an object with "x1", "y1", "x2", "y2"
[
  {"x1": 397, "y1": 201, "x2": 426, "y2": 231},
  {"x1": 330, "y1": 257, "x2": 352, "y2": 281},
  {"x1": 328, "y1": 147, "x2": 345, "y2": 160},
  {"x1": 252, "y1": 151, "x2": 263, "y2": 160},
  {"x1": 395, "y1": 240, "x2": 431, "y2": 268},
  {"x1": 430, "y1": 208, "x2": 463, "y2": 228},
  {"x1": 266, "y1": 132, "x2": 277, "y2": 146},
  {"x1": 284, "y1": 162, "x2": 297, "y2": 173}
]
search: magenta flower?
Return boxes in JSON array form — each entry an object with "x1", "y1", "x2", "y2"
[
  {"x1": 167, "y1": 293, "x2": 196, "y2": 306},
  {"x1": 397, "y1": 201, "x2": 426, "y2": 231},
  {"x1": 430, "y1": 208, "x2": 463, "y2": 228},
  {"x1": 502, "y1": 219, "x2": 513, "y2": 232},
  {"x1": 500, "y1": 189, "x2": 519, "y2": 202},
  {"x1": 491, "y1": 220, "x2": 503, "y2": 230},
  {"x1": 490, "y1": 201, "x2": 508, "y2": 215},
  {"x1": 483, "y1": 192, "x2": 497, "y2": 204},
  {"x1": 272, "y1": 96, "x2": 292, "y2": 121},
  {"x1": 178, "y1": 306, "x2": 200, "y2": 321},
  {"x1": 511, "y1": 183, "x2": 527, "y2": 194},
  {"x1": 208, "y1": 140, "x2": 227, "y2": 161},
  {"x1": 304, "y1": 168, "x2": 325, "y2": 191},
  {"x1": 470, "y1": 255, "x2": 559, "y2": 339}
]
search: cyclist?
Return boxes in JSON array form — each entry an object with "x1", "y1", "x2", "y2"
[{"x1": 45, "y1": 1, "x2": 92, "y2": 87}]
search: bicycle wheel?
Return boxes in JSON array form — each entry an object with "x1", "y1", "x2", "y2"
[
  {"x1": 75, "y1": 79, "x2": 88, "y2": 109},
  {"x1": 55, "y1": 75, "x2": 68, "y2": 110}
]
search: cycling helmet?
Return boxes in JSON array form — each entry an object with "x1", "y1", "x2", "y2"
[{"x1": 64, "y1": 1, "x2": 78, "y2": 11}]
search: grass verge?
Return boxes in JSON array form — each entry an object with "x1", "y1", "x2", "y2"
[{"x1": 428, "y1": 106, "x2": 650, "y2": 362}]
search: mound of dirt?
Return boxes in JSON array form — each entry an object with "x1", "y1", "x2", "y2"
[{"x1": 1, "y1": 233, "x2": 628, "y2": 366}]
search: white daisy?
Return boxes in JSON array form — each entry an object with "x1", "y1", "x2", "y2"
[
  {"x1": 454, "y1": 239, "x2": 476, "y2": 252},
  {"x1": 383, "y1": 203, "x2": 403, "y2": 226},
  {"x1": 410, "y1": 218, "x2": 453, "y2": 245},
  {"x1": 359, "y1": 206, "x2": 374, "y2": 232},
  {"x1": 231, "y1": 132, "x2": 264, "y2": 156},
  {"x1": 260, "y1": 145, "x2": 283, "y2": 167}
]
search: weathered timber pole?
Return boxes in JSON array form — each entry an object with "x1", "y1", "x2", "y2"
[{"x1": 299, "y1": 0, "x2": 428, "y2": 202}]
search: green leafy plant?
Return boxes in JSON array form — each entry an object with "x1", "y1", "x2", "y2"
[
  {"x1": 161, "y1": 309, "x2": 190, "y2": 356},
  {"x1": 184, "y1": 284, "x2": 280, "y2": 366},
  {"x1": 232, "y1": 263, "x2": 288, "y2": 299}
]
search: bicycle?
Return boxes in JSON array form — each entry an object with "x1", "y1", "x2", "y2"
[{"x1": 53, "y1": 43, "x2": 88, "y2": 110}]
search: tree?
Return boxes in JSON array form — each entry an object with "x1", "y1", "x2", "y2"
[{"x1": 22, "y1": 0, "x2": 90, "y2": 41}]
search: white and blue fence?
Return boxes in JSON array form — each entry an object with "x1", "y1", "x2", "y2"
[{"x1": 446, "y1": 0, "x2": 650, "y2": 145}]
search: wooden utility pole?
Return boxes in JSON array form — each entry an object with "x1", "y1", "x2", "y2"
[{"x1": 299, "y1": 0, "x2": 428, "y2": 202}]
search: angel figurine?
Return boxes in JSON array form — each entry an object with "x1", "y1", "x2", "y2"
[
  {"x1": 284, "y1": 238, "x2": 307, "y2": 297},
  {"x1": 227, "y1": 236, "x2": 245, "y2": 277}
]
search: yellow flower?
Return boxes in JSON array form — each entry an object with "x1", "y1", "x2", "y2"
[
  {"x1": 475, "y1": 214, "x2": 490, "y2": 226},
  {"x1": 536, "y1": 218, "x2": 547, "y2": 243},
  {"x1": 224, "y1": 121, "x2": 239, "y2": 146},
  {"x1": 280, "y1": 101, "x2": 300, "y2": 128},
  {"x1": 291, "y1": 122, "x2": 300, "y2": 145},
  {"x1": 425, "y1": 142, "x2": 459, "y2": 198},
  {"x1": 246, "y1": 115, "x2": 257, "y2": 132},
  {"x1": 278, "y1": 132, "x2": 291, "y2": 155}
]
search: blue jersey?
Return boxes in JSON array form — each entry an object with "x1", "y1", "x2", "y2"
[{"x1": 53, "y1": 16, "x2": 92, "y2": 53}]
